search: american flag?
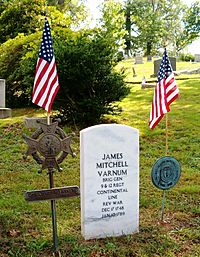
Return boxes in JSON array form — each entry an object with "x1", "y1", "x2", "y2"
[
  {"x1": 149, "y1": 49, "x2": 179, "y2": 129},
  {"x1": 32, "y1": 17, "x2": 59, "y2": 113}
]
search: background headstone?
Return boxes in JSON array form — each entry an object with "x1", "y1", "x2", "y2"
[
  {"x1": 154, "y1": 57, "x2": 176, "y2": 76},
  {"x1": 135, "y1": 56, "x2": 143, "y2": 64},
  {"x1": 194, "y1": 54, "x2": 200, "y2": 62},
  {"x1": 80, "y1": 124, "x2": 139, "y2": 240},
  {"x1": 0, "y1": 79, "x2": 12, "y2": 119},
  {"x1": 0, "y1": 79, "x2": 5, "y2": 108},
  {"x1": 147, "y1": 55, "x2": 152, "y2": 61},
  {"x1": 24, "y1": 117, "x2": 52, "y2": 128}
]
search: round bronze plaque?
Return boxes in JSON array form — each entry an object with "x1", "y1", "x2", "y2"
[
  {"x1": 38, "y1": 133, "x2": 61, "y2": 157},
  {"x1": 151, "y1": 156, "x2": 181, "y2": 190}
]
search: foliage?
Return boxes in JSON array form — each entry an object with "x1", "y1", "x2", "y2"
[
  {"x1": 0, "y1": 27, "x2": 129, "y2": 126},
  {"x1": 0, "y1": 60, "x2": 200, "y2": 256},
  {"x1": 0, "y1": 0, "x2": 7, "y2": 15},
  {"x1": 0, "y1": 0, "x2": 87, "y2": 45},
  {"x1": 179, "y1": 53, "x2": 195, "y2": 62},
  {"x1": 176, "y1": 1, "x2": 200, "y2": 52},
  {"x1": 0, "y1": 0, "x2": 129, "y2": 126},
  {"x1": 0, "y1": 0, "x2": 46, "y2": 44},
  {"x1": 124, "y1": 0, "x2": 163, "y2": 56},
  {"x1": 100, "y1": 0, "x2": 127, "y2": 52},
  {"x1": 124, "y1": 0, "x2": 187, "y2": 56},
  {"x1": 54, "y1": 31, "x2": 130, "y2": 126},
  {"x1": 48, "y1": 0, "x2": 88, "y2": 29},
  {"x1": 184, "y1": 1, "x2": 200, "y2": 35},
  {"x1": 0, "y1": 33, "x2": 40, "y2": 107}
]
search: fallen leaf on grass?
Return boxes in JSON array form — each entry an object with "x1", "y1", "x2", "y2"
[
  {"x1": 7, "y1": 229, "x2": 20, "y2": 237},
  {"x1": 28, "y1": 228, "x2": 39, "y2": 237}
]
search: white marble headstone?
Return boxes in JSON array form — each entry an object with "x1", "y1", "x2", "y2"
[
  {"x1": 80, "y1": 124, "x2": 139, "y2": 240},
  {"x1": 0, "y1": 79, "x2": 5, "y2": 108}
]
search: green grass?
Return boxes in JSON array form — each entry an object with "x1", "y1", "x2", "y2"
[
  {"x1": 116, "y1": 58, "x2": 200, "y2": 83},
  {"x1": 0, "y1": 59, "x2": 200, "y2": 256}
]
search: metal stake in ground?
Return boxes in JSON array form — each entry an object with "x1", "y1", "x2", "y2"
[
  {"x1": 47, "y1": 113, "x2": 58, "y2": 256},
  {"x1": 49, "y1": 168, "x2": 59, "y2": 255},
  {"x1": 161, "y1": 190, "x2": 166, "y2": 221},
  {"x1": 23, "y1": 121, "x2": 76, "y2": 256},
  {"x1": 151, "y1": 156, "x2": 181, "y2": 221},
  {"x1": 24, "y1": 183, "x2": 80, "y2": 257}
]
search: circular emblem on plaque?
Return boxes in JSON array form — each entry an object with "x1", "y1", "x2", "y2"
[
  {"x1": 38, "y1": 134, "x2": 61, "y2": 157},
  {"x1": 151, "y1": 156, "x2": 181, "y2": 190}
]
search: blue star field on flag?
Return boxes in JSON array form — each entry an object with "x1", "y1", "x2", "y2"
[
  {"x1": 39, "y1": 18, "x2": 54, "y2": 63},
  {"x1": 158, "y1": 49, "x2": 173, "y2": 82}
]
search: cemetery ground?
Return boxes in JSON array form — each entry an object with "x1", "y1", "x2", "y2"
[{"x1": 0, "y1": 59, "x2": 199, "y2": 257}]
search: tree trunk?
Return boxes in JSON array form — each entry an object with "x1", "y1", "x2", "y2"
[
  {"x1": 124, "y1": 9, "x2": 131, "y2": 57},
  {"x1": 147, "y1": 41, "x2": 152, "y2": 61}
]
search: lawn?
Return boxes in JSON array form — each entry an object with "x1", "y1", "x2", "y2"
[
  {"x1": 0, "y1": 59, "x2": 199, "y2": 257},
  {"x1": 116, "y1": 57, "x2": 200, "y2": 83}
]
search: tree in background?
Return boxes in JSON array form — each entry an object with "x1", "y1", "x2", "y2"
[
  {"x1": 123, "y1": 0, "x2": 192, "y2": 57},
  {"x1": 47, "y1": 0, "x2": 88, "y2": 29},
  {"x1": 0, "y1": 0, "x2": 46, "y2": 44},
  {"x1": 124, "y1": 3, "x2": 131, "y2": 56},
  {"x1": 176, "y1": 1, "x2": 200, "y2": 52},
  {"x1": 100, "y1": 0, "x2": 126, "y2": 52},
  {"x1": 0, "y1": 0, "x2": 88, "y2": 44}
]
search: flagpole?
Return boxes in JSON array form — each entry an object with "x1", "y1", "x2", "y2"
[
  {"x1": 46, "y1": 3, "x2": 59, "y2": 250},
  {"x1": 149, "y1": 46, "x2": 179, "y2": 221},
  {"x1": 161, "y1": 190, "x2": 166, "y2": 221},
  {"x1": 161, "y1": 109, "x2": 169, "y2": 221},
  {"x1": 47, "y1": 112, "x2": 51, "y2": 126},
  {"x1": 32, "y1": 5, "x2": 60, "y2": 255},
  {"x1": 46, "y1": 111, "x2": 59, "y2": 257},
  {"x1": 44, "y1": 11, "x2": 60, "y2": 255},
  {"x1": 165, "y1": 113, "x2": 168, "y2": 156}
]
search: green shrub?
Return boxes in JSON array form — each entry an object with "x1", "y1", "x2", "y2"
[
  {"x1": 116, "y1": 51, "x2": 124, "y2": 61},
  {"x1": 0, "y1": 0, "x2": 45, "y2": 44},
  {"x1": 54, "y1": 32, "x2": 129, "y2": 126},
  {"x1": 179, "y1": 53, "x2": 195, "y2": 62},
  {"x1": 0, "y1": 29, "x2": 129, "y2": 126}
]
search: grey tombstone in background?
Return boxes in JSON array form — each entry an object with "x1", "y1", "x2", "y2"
[
  {"x1": 194, "y1": 54, "x2": 200, "y2": 62},
  {"x1": 147, "y1": 55, "x2": 152, "y2": 61},
  {"x1": 24, "y1": 117, "x2": 53, "y2": 128},
  {"x1": 135, "y1": 56, "x2": 143, "y2": 64},
  {"x1": 154, "y1": 57, "x2": 176, "y2": 77},
  {"x1": 0, "y1": 79, "x2": 12, "y2": 119},
  {"x1": 0, "y1": 79, "x2": 5, "y2": 108},
  {"x1": 80, "y1": 124, "x2": 139, "y2": 240}
]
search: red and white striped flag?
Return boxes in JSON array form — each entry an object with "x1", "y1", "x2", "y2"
[
  {"x1": 149, "y1": 49, "x2": 179, "y2": 129},
  {"x1": 32, "y1": 17, "x2": 59, "y2": 113}
]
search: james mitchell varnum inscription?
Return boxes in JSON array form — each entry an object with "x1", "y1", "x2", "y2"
[
  {"x1": 96, "y1": 152, "x2": 129, "y2": 219},
  {"x1": 80, "y1": 124, "x2": 139, "y2": 240}
]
